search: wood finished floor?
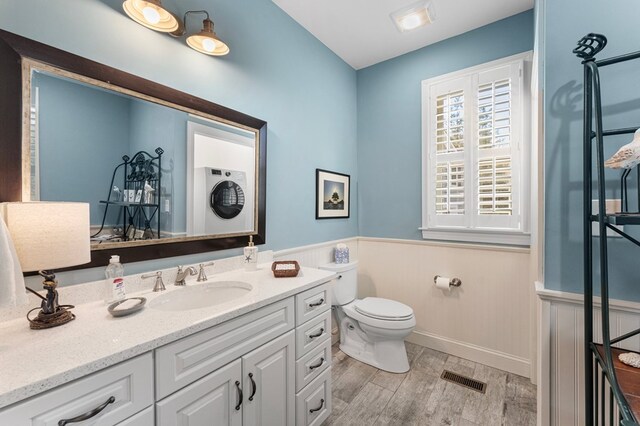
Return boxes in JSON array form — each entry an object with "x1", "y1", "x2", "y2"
[{"x1": 323, "y1": 342, "x2": 536, "y2": 426}]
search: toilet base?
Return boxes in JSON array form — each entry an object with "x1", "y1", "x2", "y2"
[
  {"x1": 339, "y1": 340, "x2": 410, "y2": 373},
  {"x1": 336, "y1": 308, "x2": 413, "y2": 373}
]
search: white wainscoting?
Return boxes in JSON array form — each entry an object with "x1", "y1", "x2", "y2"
[
  {"x1": 357, "y1": 237, "x2": 532, "y2": 377},
  {"x1": 274, "y1": 237, "x2": 358, "y2": 345},
  {"x1": 273, "y1": 238, "x2": 358, "y2": 269},
  {"x1": 536, "y1": 283, "x2": 640, "y2": 426}
]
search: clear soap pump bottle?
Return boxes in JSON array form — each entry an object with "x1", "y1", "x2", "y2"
[
  {"x1": 105, "y1": 255, "x2": 126, "y2": 304},
  {"x1": 244, "y1": 235, "x2": 258, "y2": 271}
]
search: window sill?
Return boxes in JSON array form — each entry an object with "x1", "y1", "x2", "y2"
[{"x1": 419, "y1": 227, "x2": 530, "y2": 247}]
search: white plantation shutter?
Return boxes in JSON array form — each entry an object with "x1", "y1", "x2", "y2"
[
  {"x1": 427, "y1": 77, "x2": 471, "y2": 227},
  {"x1": 474, "y1": 63, "x2": 521, "y2": 229},
  {"x1": 478, "y1": 156, "x2": 512, "y2": 215},
  {"x1": 422, "y1": 54, "x2": 528, "y2": 243},
  {"x1": 435, "y1": 90, "x2": 465, "y2": 154},
  {"x1": 435, "y1": 161, "x2": 464, "y2": 214}
]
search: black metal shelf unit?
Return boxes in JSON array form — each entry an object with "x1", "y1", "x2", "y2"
[
  {"x1": 575, "y1": 33, "x2": 640, "y2": 426},
  {"x1": 93, "y1": 147, "x2": 163, "y2": 241}
]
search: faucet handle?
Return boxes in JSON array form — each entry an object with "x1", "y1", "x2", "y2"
[
  {"x1": 197, "y1": 262, "x2": 215, "y2": 282},
  {"x1": 141, "y1": 271, "x2": 166, "y2": 292}
]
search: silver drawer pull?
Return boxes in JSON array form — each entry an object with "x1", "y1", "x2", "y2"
[
  {"x1": 309, "y1": 328, "x2": 324, "y2": 339},
  {"x1": 309, "y1": 398, "x2": 325, "y2": 414},
  {"x1": 309, "y1": 357, "x2": 325, "y2": 370},
  {"x1": 308, "y1": 298, "x2": 324, "y2": 308},
  {"x1": 58, "y1": 396, "x2": 115, "y2": 425}
]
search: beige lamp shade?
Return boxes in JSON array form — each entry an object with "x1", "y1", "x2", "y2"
[
  {"x1": 186, "y1": 19, "x2": 230, "y2": 56},
  {"x1": 1, "y1": 202, "x2": 91, "y2": 272},
  {"x1": 122, "y1": 0, "x2": 181, "y2": 33}
]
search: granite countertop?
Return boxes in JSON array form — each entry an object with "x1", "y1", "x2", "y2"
[{"x1": 0, "y1": 265, "x2": 335, "y2": 409}]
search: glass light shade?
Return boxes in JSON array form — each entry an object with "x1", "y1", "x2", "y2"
[
  {"x1": 1, "y1": 202, "x2": 91, "y2": 272},
  {"x1": 400, "y1": 14, "x2": 423, "y2": 30},
  {"x1": 390, "y1": 1, "x2": 435, "y2": 33},
  {"x1": 122, "y1": 0, "x2": 180, "y2": 32},
  {"x1": 186, "y1": 19, "x2": 229, "y2": 56}
]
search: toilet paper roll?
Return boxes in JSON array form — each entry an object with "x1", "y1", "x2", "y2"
[{"x1": 435, "y1": 276, "x2": 451, "y2": 291}]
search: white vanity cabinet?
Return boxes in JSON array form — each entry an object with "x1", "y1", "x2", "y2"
[
  {"x1": 0, "y1": 278, "x2": 335, "y2": 426},
  {"x1": 156, "y1": 359, "x2": 243, "y2": 426},
  {"x1": 242, "y1": 331, "x2": 295, "y2": 425},
  {"x1": 156, "y1": 331, "x2": 295, "y2": 426},
  {"x1": 0, "y1": 353, "x2": 154, "y2": 425},
  {"x1": 293, "y1": 282, "x2": 333, "y2": 426}
]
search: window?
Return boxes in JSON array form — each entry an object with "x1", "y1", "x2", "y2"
[{"x1": 421, "y1": 53, "x2": 531, "y2": 245}]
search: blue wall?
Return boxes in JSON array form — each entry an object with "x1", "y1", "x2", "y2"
[
  {"x1": 35, "y1": 72, "x2": 130, "y2": 226},
  {"x1": 0, "y1": 0, "x2": 358, "y2": 284},
  {"x1": 128, "y1": 99, "x2": 188, "y2": 235},
  {"x1": 542, "y1": 0, "x2": 640, "y2": 300},
  {"x1": 356, "y1": 11, "x2": 534, "y2": 240}
]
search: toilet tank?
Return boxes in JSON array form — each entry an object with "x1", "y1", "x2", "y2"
[{"x1": 319, "y1": 261, "x2": 358, "y2": 306}]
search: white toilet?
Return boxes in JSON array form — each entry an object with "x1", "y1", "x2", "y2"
[{"x1": 320, "y1": 261, "x2": 416, "y2": 373}]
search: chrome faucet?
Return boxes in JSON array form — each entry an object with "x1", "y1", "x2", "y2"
[
  {"x1": 141, "y1": 271, "x2": 166, "y2": 292},
  {"x1": 197, "y1": 262, "x2": 215, "y2": 282},
  {"x1": 175, "y1": 265, "x2": 197, "y2": 286}
]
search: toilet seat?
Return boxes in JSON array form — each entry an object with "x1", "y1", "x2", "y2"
[
  {"x1": 354, "y1": 297, "x2": 414, "y2": 321},
  {"x1": 343, "y1": 298, "x2": 415, "y2": 330}
]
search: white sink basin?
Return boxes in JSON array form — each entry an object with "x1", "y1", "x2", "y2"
[{"x1": 149, "y1": 281, "x2": 253, "y2": 311}]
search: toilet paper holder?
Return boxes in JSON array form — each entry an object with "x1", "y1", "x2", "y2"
[{"x1": 434, "y1": 275, "x2": 462, "y2": 287}]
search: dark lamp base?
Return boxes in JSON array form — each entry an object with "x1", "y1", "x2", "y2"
[
  {"x1": 25, "y1": 270, "x2": 76, "y2": 330},
  {"x1": 27, "y1": 305, "x2": 75, "y2": 330}
]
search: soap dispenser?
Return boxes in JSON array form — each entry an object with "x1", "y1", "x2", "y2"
[{"x1": 244, "y1": 235, "x2": 258, "y2": 271}]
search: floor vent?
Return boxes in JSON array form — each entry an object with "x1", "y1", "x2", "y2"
[{"x1": 440, "y1": 370, "x2": 487, "y2": 394}]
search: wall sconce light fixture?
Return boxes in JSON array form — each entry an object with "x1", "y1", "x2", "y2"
[
  {"x1": 122, "y1": 0, "x2": 181, "y2": 33},
  {"x1": 122, "y1": 2, "x2": 229, "y2": 56},
  {"x1": 179, "y1": 11, "x2": 230, "y2": 56}
]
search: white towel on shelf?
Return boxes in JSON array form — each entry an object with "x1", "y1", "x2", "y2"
[{"x1": 0, "y1": 214, "x2": 28, "y2": 308}]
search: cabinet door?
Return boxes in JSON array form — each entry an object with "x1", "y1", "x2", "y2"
[
  {"x1": 156, "y1": 359, "x2": 242, "y2": 426},
  {"x1": 242, "y1": 330, "x2": 295, "y2": 426}
]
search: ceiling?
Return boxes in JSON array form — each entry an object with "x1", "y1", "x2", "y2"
[{"x1": 272, "y1": 0, "x2": 533, "y2": 70}]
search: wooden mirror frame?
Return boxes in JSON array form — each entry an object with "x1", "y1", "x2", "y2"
[{"x1": 0, "y1": 29, "x2": 267, "y2": 270}]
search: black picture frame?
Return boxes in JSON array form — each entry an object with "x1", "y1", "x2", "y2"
[{"x1": 316, "y1": 169, "x2": 350, "y2": 219}]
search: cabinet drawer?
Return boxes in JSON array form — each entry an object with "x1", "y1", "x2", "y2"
[
  {"x1": 155, "y1": 297, "x2": 294, "y2": 399},
  {"x1": 118, "y1": 405, "x2": 154, "y2": 425},
  {"x1": 0, "y1": 353, "x2": 153, "y2": 426},
  {"x1": 296, "y1": 309, "x2": 331, "y2": 358},
  {"x1": 296, "y1": 337, "x2": 332, "y2": 392},
  {"x1": 295, "y1": 282, "x2": 331, "y2": 325},
  {"x1": 295, "y1": 368, "x2": 332, "y2": 426}
]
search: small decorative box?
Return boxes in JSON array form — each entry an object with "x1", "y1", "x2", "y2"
[
  {"x1": 271, "y1": 260, "x2": 300, "y2": 278},
  {"x1": 335, "y1": 247, "x2": 350, "y2": 264}
]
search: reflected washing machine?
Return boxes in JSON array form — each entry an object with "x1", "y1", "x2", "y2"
[{"x1": 202, "y1": 168, "x2": 254, "y2": 235}]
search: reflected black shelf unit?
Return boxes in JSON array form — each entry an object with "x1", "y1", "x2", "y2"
[
  {"x1": 93, "y1": 147, "x2": 163, "y2": 241},
  {"x1": 575, "y1": 33, "x2": 640, "y2": 426}
]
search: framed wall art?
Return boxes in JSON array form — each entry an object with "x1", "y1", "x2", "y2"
[{"x1": 316, "y1": 169, "x2": 350, "y2": 219}]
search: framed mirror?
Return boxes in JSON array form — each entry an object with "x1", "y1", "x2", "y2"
[{"x1": 0, "y1": 29, "x2": 267, "y2": 269}]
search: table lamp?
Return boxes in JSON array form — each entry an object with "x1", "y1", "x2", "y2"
[{"x1": 2, "y1": 202, "x2": 91, "y2": 329}]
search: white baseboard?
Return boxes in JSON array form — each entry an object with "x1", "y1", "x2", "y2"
[{"x1": 407, "y1": 329, "x2": 531, "y2": 378}]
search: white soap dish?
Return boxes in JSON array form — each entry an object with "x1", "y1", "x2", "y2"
[{"x1": 108, "y1": 297, "x2": 146, "y2": 317}]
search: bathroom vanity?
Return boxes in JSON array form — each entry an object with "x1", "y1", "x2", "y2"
[{"x1": 0, "y1": 266, "x2": 334, "y2": 425}]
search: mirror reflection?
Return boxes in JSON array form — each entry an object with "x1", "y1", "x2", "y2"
[{"x1": 28, "y1": 67, "x2": 258, "y2": 248}]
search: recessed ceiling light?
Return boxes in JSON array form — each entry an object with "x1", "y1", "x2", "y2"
[{"x1": 390, "y1": 1, "x2": 436, "y2": 33}]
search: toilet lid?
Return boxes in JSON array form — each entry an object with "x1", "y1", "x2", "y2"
[{"x1": 354, "y1": 297, "x2": 414, "y2": 321}]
